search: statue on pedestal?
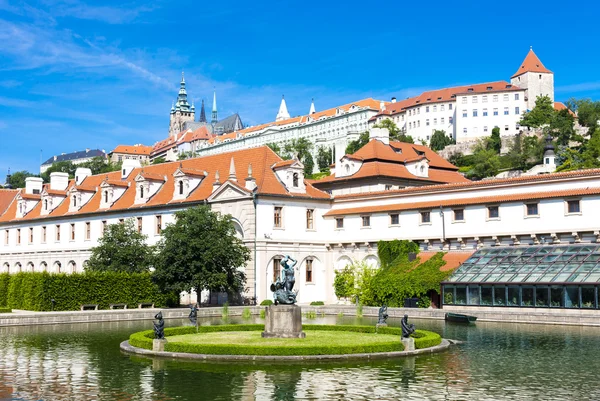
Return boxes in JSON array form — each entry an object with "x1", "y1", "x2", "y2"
[
  {"x1": 189, "y1": 304, "x2": 198, "y2": 324},
  {"x1": 401, "y1": 314, "x2": 415, "y2": 338},
  {"x1": 270, "y1": 255, "x2": 298, "y2": 305},
  {"x1": 153, "y1": 311, "x2": 165, "y2": 339},
  {"x1": 377, "y1": 305, "x2": 388, "y2": 325}
]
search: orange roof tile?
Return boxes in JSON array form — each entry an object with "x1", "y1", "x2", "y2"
[
  {"x1": 415, "y1": 251, "x2": 474, "y2": 272},
  {"x1": 104, "y1": 179, "x2": 129, "y2": 188},
  {"x1": 19, "y1": 193, "x2": 41, "y2": 201},
  {"x1": 325, "y1": 187, "x2": 600, "y2": 217},
  {"x1": 272, "y1": 160, "x2": 297, "y2": 169},
  {"x1": 512, "y1": 48, "x2": 552, "y2": 78},
  {"x1": 554, "y1": 102, "x2": 576, "y2": 117},
  {"x1": 111, "y1": 144, "x2": 153, "y2": 156},
  {"x1": 45, "y1": 189, "x2": 67, "y2": 196},
  {"x1": 178, "y1": 168, "x2": 207, "y2": 177},
  {"x1": 139, "y1": 172, "x2": 166, "y2": 181},
  {"x1": 0, "y1": 189, "x2": 18, "y2": 215}
]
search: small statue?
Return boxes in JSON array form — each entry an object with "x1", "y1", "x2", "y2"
[
  {"x1": 153, "y1": 311, "x2": 165, "y2": 339},
  {"x1": 188, "y1": 304, "x2": 198, "y2": 319},
  {"x1": 401, "y1": 314, "x2": 415, "y2": 338},
  {"x1": 270, "y1": 255, "x2": 298, "y2": 305},
  {"x1": 378, "y1": 305, "x2": 388, "y2": 325}
]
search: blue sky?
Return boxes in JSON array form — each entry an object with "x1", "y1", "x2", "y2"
[{"x1": 1, "y1": 0, "x2": 599, "y2": 175}]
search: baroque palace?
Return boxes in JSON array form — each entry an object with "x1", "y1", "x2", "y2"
[{"x1": 2, "y1": 127, "x2": 600, "y2": 304}]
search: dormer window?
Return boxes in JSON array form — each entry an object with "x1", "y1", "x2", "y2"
[
  {"x1": 73, "y1": 196, "x2": 77, "y2": 207},
  {"x1": 140, "y1": 186, "x2": 144, "y2": 199},
  {"x1": 179, "y1": 180, "x2": 184, "y2": 195},
  {"x1": 487, "y1": 86, "x2": 493, "y2": 90},
  {"x1": 293, "y1": 173, "x2": 299, "y2": 188},
  {"x1": 467, "y1": 88, "x2": 473, "y2": 92},
  {"x1": 104, "y1": 191, "x2": 108, "y2": 203},
  {"x1": 44, "y1": 199, "x2": 48, "y2": 211}
]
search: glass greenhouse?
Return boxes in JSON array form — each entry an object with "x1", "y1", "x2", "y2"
[{"x1": 442, "y1": 245, "x2": 600, "y2": 309}]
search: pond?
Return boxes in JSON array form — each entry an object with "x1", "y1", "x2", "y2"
[{"x1": 0, "y1": 315, "x2": 599, "y2": 400}]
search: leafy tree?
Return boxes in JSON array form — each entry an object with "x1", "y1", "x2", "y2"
[
  {"x1": 316, "y1": 146, "x2": 332, "y2": 173},
  {"x1": 79, "y1": 156, "x2": 122, "y2": 175},
  {"x1": 466, "y1": 140, "x2": 501, "y2": 179},
  {"x1": 505, "y1": 133, "x2": 544, "y2": 171},
  {"x1": 567, "y1": 98, "x2": 600, "y2": 133},
  {"x1": 41, "y1": 161, "x2": 76, "y2": 182},
  {"x1": 86, "y1": 219, "x2": 154, "y2": 273},
  {"x1": 345, "y1": 131, "x2": 369, "y2": 154},
  {"x1": 152, "y1": 157, "x2": 167, "y2": 165},
  {"x1": 7, "y1": 171, "x2": 37, "y2": 188},
  {"x1": 266, "y1": 142, "x2": 281, "y2": 155},
  {"x1": 487, "y1": 127, "x2": 502, "y2": 154},
  {"x1": 373, "y1": 119, "x2": 414, "y2": 143},
  {"x1": 550, "y1": 108, "x2": 576, "y2": 146},
  {"x1": 333, "y1": 265, "x2": 355, "y2": 300},
  {"x1": 153, "y1": 206, "x2": 250, "y2": 297},
  {"x1": 429, "y1": 130, "x2": 454, "y2": 151},
  {"x1": 520, "y1": 95, "x2": 555, "y2": 128}
]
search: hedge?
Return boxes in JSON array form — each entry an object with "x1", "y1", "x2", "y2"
[
  {"x1": 0, "y1": 307, "x2": 11, "y2": 313},
  {"x1": 0, "y1": 272, "x2": 171, "y2": 311},
  {"x1": 128, "y1": 324, "x2": 443, "y2": 355},
  {"x1": 310, "y1": 301, "x2": 324, "y2": 306},
  {"x1": 260, "y1": 299, "x2": 273, "y2": 306}
]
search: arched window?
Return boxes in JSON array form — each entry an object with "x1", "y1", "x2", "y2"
[
  {"x1": 104, "y1": 191, "x2": 108, "y2": 203},
  {"x1": 68, "y1": 260, "x2": 76, "y2": 274},
  {"x1": 26, "y1": 262, "x2": 34, "y2": 272},
  {"x1": 179, "y1": 180, "x2": 184, "y2": 195},
  {"x1": 53, "y1": 261, "x2": 62, "y2": 274},
  {"x1": 14, "y1": 262, "x2": 22, "y2": 273},
  {"x1": 292, "y1": 173, "x2": 299, "y2": 188},
  {"x1": 40, "y1": 261, "x2": 48, "y2": 272},
  {"x1": 140, "y1": 186, "x2": 144, "y2": 199},
  {"x1": 73, "y1": 196, "x2": 77, "y2": 207},
  {"x1": 44, "y1": 199, "x2": 48, "y2": 210}
]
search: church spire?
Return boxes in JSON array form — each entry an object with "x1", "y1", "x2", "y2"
[
  {"x1": 276, "y1": 95, "x2": 290, "y2": 121},
  {"x1": 309, "y1": 98, "x2": 316, "y2": 115},
  {"x1": 199, "y1": 99, "x2": 206, "y2": 123},
  {"x1": 175, "y1": 71, "x2": 191, "y2": 112},
  {"x1": 211, "y1": 90, "x2": 218, "y2": 125}
]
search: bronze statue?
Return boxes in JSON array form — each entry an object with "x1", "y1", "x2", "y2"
[
  {"x1": 270, "y1": 255, "x2": 298, "y2": 305},
  {"x1": 153, "y1": 311, "x2": 165, "y2": 339},
  {"x1": 401, "y1": 314, "x2": 415, "y2": 338},
  {"x1": 378, "y1": 305, "x2": 388, "y2": 325},
  {"x1": 188, "y1": 304, "x2": 198, "y2": 319}
]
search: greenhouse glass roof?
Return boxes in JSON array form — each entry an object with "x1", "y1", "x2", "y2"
[{"x1": 444, "y1": 245, "x2": 600, "y2": 284}]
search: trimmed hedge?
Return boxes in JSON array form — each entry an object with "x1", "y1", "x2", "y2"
[
  {"x1": 128, "y1": 324, "x2": 443, "y2": 355},
  {"x1": 310, "y1": 301, "x2": 325, "y2": 306},
  {"x1": 0, "y1": 307, "x2": 11, "y2": 313},
  {"x1": 0, "y1": 272, "x2": 170, "y2": 311},
  {"x1": 260, "y1": 299, "x2": 273, "y2": 306}
]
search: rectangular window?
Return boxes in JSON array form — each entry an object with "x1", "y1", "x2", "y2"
[
  {"x1": 56, "y1": 225, "x2": 60, "y2": 241},
  {"x1": 102, "y1": 220, "x2": 107, "y2": 233},
  {"x1": 515, "y1": 107, "x2": 520, "y2": 115},
  {"x1": 426, "y1": 119, "x2": 430, "y2": 126},
  {"x1": 440, "y1": 104, "x2": 445, "y2": 111},
  {"x1": 390, "y1": 213, "x2": 399, "y2": 225},
  {"x1": 483, "y1": 108, "x2": 488, "y2": 116},
  {"x1": 449, "y1": 104, "x2": 453, "y2": 110},
  {"x1": 420, "y1": 211, "x2": 431, "y2": 224},
  {"x1": 425, "y1": 106, "x2": 429, "y2": 112},
  {"x1": 484, "y1": 126, "x2": 488, "y2": 132},
  {"x1": 335, "y1": 217, "x2": 344, "y2": 229},
  {"x1": 137, "y1": 217, "x2": 143, "y2": 233},
  {"x1": 473, "y1": 109, "x2": 478, "y2": 117},
  {"x1": 29, "y1": 228, "x2": 33, "y2": 243},
  {"x1": 505, "y1": 125, "x2": 509, "y2": 131},
  {"x1": 493, "y1": 95, "x2": 498, "y2": 102},
  {"x1": 4, "y1": 230, "x2": 7, "y2": 245},
  {"x1": 273, "y1": 258, "x2": 281, "y2": 283},
  {"x1": 85, "y1": 222, "x2": 91, "y2": 240},
  {"x1": 567, "y1": 200, "x2": 581, "y2": 214},
  {"x1": 493, "y1": 108, "x2": 499, "y2": 116},
  {"x1": 472, "y1": 96, "x2": 478, "y2": 103},
  {"x1": 449, "y1": 116, "x2": 453, "y2": 124},
  {"x1": 461, "y1": 97, "x2": 467, "y2": 104},
  {"x1": 305, "y1": 259, "x2": 313, "y2": 283},
  {"x1": 463, "y1": 127, "x2": 467, "y2": 134},
  {"x1": 526, "y1": 203, "x2": 539, "y2": 216},
  {"x1": 274, "y1": 206, "x2": 282, "y2": 228},
  {"x1": 441, "y1": 117, "x2": 445, "y2": 124},
  {"x1": 70, "y1": 223, "x2": 75, "y2": 241},
  {"x1": 433, "y1": 105, "x2": 437, "y2": 112},
  {"x1": 462, "y1": 110, "x2": 467, "y2": 118},
  {"x1": 156, "y1": 216, "x2": 162, "y2": 234},
  {"x1": 454, "y1": 209, "x2": 464, "y2": 221},
  {"x1": 433, "y1": 118, "x2": 437, "y2": 125},
  {"x1": 306, "y1": 209, "x2": 314, "y2": 230},
  {"x1": 488, "y1": 206, "x2": 499, "y2": 219},
  {"x1": 503, "y1": 94, "x2": 509, "y2": 101},
  {"x1": 418, "y1": 120, "x2": 420, "y2": 127},
  {"x1": 361, "y1": 215, "x2": 371, "y2": 227},
  {"x1": 504, "y1": 107, "x2": 509, "y2": 115},
  {"x1": 42, "y1": 226, "x2": 46, "y2": 243},
  {"x1": 482, "y1": 95, "x2": 488, "y2": 103},
  {"x1": 515, "y1": 93, "x2": 520, "y2": 100},
  {"x1": 17, "y1": 229, "x2": 20, "y2": 245}
]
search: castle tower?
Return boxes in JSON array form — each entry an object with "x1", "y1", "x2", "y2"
[
  {"x1": 211, "y1": 90, "x2": 218, "y2": 125},
  {"x1": 510, "y1": 47, "x2": 554, "y2": 111},
  {"x1": 276, "y1": 95, "x2": 290, "y2": 121},
  {"x1": 168, "y1": 72, "x2": 196, "y2": 137},
  {"x1": 199, "y1": 99, "x2": 206, "y2": 123}
]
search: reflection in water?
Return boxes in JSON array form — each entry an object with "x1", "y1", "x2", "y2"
[{"x1": 1, "y1": 316, "x2": 600, "y2": 400}]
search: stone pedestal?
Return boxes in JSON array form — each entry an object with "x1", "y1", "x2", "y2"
[
  {"x1": 153, "y1": 338, "x2": 167, "y2": 352},
  {"x1": 401, "y1": 337, "x2": 415, "y2": 352},
  {"x1": 262, "y1": 305, "x2": 306, "y2": 338}
]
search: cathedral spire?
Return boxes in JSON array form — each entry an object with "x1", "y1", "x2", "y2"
[
  {"x1": 199, "y1": 99, "x2": 206, "y2": 123},
  {"x1": 211, "y1": 90, "x2": 218, "y2": 125},
  {"x1": 276, "y1": 95, "x2": 290, "y2": 121},
  {"x1": 309, "y1": 98, "x2": 316, "y2": 115},
  {"x1": 175, "y1": 71, "x2": 191, "y2": 112}
]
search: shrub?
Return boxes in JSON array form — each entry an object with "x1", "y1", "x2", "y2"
[
  {"x1": 259, "y1": 309, "x2": 265, "y2": 319},
  {"x1": 310, "y1": 301, "x2": 324, "y2": 306},
  {"x1": 356, "y1": 303, "x2": 363, "y2": 318},
  {"x1": 418, "y1": 296, "x2": 431, "y2": 308},
  {"x1": 222, "y1": 302, "x2": 229, "y2": 318},
  {"x1": 242, "y1": 307, "x2": 252, "y2": 319},
  {"x1": 411, "y1": 330, "x2": 442, "y2": 349},
  {"x1": 260, "y1": 299, "x2": 273, "y2": 306},
  {"x1": 2, "y1": 272, "x2": 167, "y2": 311},
  {"x1": 0, "y1": 307, "x2": 11, "y2": 313},
  {"x1": 0, "y1": 273, "x2": 10, "y2": 306},
  {"x1": 304, "y1": 311, "x2": 317, "y2": 319}
]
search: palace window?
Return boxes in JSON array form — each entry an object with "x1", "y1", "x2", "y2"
[
  {"x1": 493, "y1": 95, "x2": 498, "y2": 102},
  {"x1": 17, "y1": 229, "x2": 21, "y2": 245},
  {"x1": 85, "y1": 222, "x2": 91, "y2": 240},
  {"x1": 420, "y1": 211, "x2": 431, "y2": 224},
  {"x1": 273, "y1": 258, "x2": 281, "y2": 283},
  {"x1": 306, "y1": 209, "x2": 314, "y2": 230},
  {"x1": 472, "y1": 96, "x2": 478, "y2": 103},
  {"x1": 462, "y1": 110, "x2": 467, "y2": 118},
  {"x1": 449, "y1": 104, "x2": 453, "y2": 110},
  {"x1": 156, "y1": 215, "x2": 162, "y2": 234},
  {"x1": 449, "y1": 116, "x2": 453, "y2": 124},
  {"x1": 29, "y1": 227, "x2": 33, "y2": 243},
  {"x1": 567, "y1": 200, "x2": 581, "y2": 214},
  {"x1": 426, "y1": 119, "x2": 430, "y2": 126},
  {"x1": 426, "y1": 106, "x2": 429, "y2": 112},
  {"x1": 335, "y1": 217, "x2": 344, "y2": 229},
  {"x1": 503, "y1": 94, "x2": 509, "y2": 101},
  {"x1": 483, "y1": 108, "x2": 488, "y2": 116},
  {"x1": 70, "y1": 223, "x2": 75, "y2": 241},
  {"x1": 473, "y1": 110, "x2": 478, "y2": 117},
  {"x1": 361, "y1": 215, "x2": 371, "y2": 227},
  {"x1": 56, "y1": 225, "x2": 61, "y2": 241},
  {"x1": 515, "y1": 93, "x2": 520, "y2": 100},
  {"x1": 462, "y1": 97, "x2": 467, "y2": 104},
  {"x1": 488, "y1": 206, "x2": 500, "y2": 219},
  {"x1": 274, "y1": 206, "x2": 283, "y2": 228},
  {"x1": 390, "y1": 213, "x2": 399, "y2": 225},
  {"x1": 454, "y1": 209, "x2": 464, "y2": 222},
  {"x1": 515, "y1": 107, "x2": 520, "y2": 115},
  {"x1": 42, "y1": 226, "x2": 46, "y2": 243},
  {"x1": 137, "y1": 217, "x2": 143, "y2": 233},
  {"x1": 526, "y1": 203, "x2": 539, "y2": 216},
  {"x1": 504, "y1": 107, "x2": 509, "y2": 115},
  {"x1": 484, "y1": 126, "x2": 488, "y2": 132},
  {"x1": 482, "y1": 95, "x2": 488, "y2": 103},
  {"x1": 305, "y1": 259, "x2": 313, "y2": 283},
  {"x1": 493, "y1": 108, "x2": 498, "y2": 116}
]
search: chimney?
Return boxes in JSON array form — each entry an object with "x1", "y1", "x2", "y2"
[
  {"x1": 369, "y1": 127, "x2": 390, "y2": 145},
  {"x1": 391, "y1": 97, "x2": 397, "y2": 103},
  {"x1": 25, "y1": 177, "x2": 43, "y2": 195},
  {"x1": 380, "y1": 101, "x2": 386, "y2": 111},
  {"x1": 121, "y1": 159, "x2": 141, "y2": 179},
  {"x1": 245, "y1": 164, "x2": 256, "y2": 191},
  {"x1": 49, "y1": 172, "x2": 69, "y2": 191},
  {"x1": 75, "y1": 168, "x2": 92, "y2": 185}
]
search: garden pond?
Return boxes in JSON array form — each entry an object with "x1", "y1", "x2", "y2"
[{"x1": 0, "y1": 314, "x2": 599, "y2": 400}]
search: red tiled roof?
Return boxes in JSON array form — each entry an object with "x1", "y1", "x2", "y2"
[
  {"x1": 139, "y1": 172, "x2": 166, "y2": 181},
  {"x1": 554, "y1": 102, "x2": 576, "y2": 117},
  {"x1": 325, "y1": 187, "x2": 600, "y2": 217},
  {"x1": 19, "y1": 193, "x2": 41, "y2": 201},
  {"x1": 111, "y1": 145, "x2": 153, "y2": 156},
  {"x1": 417, "y1": 251, "x2": 474, "y2": 272},
  {"x1": 104, "y1": 180, "x2": 129, "y2": 188},
  {"x1": 512, "y1": 48, "x2": 552, "y2": 78},
  {"x1": 272, "y1": 160, "x2": 297, "y2": 169},
  {"x1": 0, "y1": 189, "x2": 18, "y2": 215}
]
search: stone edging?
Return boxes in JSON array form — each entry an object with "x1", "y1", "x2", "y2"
[{"x1": 119, "y1": 339, "x2": 451, "y2": 361}]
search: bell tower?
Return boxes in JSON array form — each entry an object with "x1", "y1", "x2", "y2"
[
  {"x1": 510, "y1": 47, "x2": 554, "y2": 111},
  {"x1": 168, "y1": 72, "x2": 196, "y2": 137}
]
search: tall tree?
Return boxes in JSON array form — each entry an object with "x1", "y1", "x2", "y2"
[
  {"x1": 467, "y1": 140, "x2": 501, "y2": 179},
  {"x1": 520, "y1": 95, "x2": 555, "y2": 128},
  {"x1": 373, "y1": 119, "x2": 414, "y2": 143},
  {"x1": 153, "y1": 206, "x2": 250, "y2": 297},
  {"x1": 567, "y1": 98, "x2": 600, "y2": 133},
  {"x1": 429, "y1": 130, "x2": 454, "y2": 151},
  {"x1": 550, "y1": 108, "x2": 576, "y2": 146},
  {"x1": 316, "y1": 146, "x2": 332, "y2": 172},
  {"x1": 345, "y1": 132, "x2": 370, "y2": 154},
  {"x1": 487, "y1": 127, "x2": 502, "y2": 154},
  {"x1": 86, "y1": 219, "x2": 154, "y2": 273},
  {"x1": 7, "y1": 171, "x2": 37, "y2": 188}
]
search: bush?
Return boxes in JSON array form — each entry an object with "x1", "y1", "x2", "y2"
[
  {"x1": 242, "y1": 307, "x2": 252, "y2": 319},
  {"x1": 1, "y1": 272, "x2": 167, "y2": 311},
  {"x1": 310, "y1": 301, "x2": 324, "y2": 306},
  {"x1": 0, "y1": 273, "x2": 9, "y2": 306},
  {"x1": 411, "y1": 330, "x2": 442, "y2": 349},
  {"x1": 260, "y1": 299, "x2": 273, "y2": 306},
  {"x1": 0, "y1": 307, "x2": 11, "y2": 313}
]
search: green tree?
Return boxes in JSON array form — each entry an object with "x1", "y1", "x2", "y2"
[
  {"x1": 333, "y1": 265, "x2": 355, "y2": 300},
  {"x1": 7, "y1": 171, "x2": 37, "y2": 188},
  {"x1": 467, "y1": 140, "x2": 501, "y2": 179},
  {"x1": 567, "y1": 98, "x2": 600, "y2": 133},
  {"x1": 79, "y1": 156, "x2": 122, "y2": 175},
  {"x1": 41, "y1": 161, "x2": 76, "y2": 182},
  {"x1": 429, "y1": 130, "x2": 454, "y2": 151},
  {"x1": 505, "y1": 134, "x2": 544, "y2": 171},
  {"x1": 373, "y1": 119, "x2": 414, "y2": 143},
  {"x1": 550, "y1": 108, "x2": 576, "y2": 146},
  {"x1": 266, "y1": 142, "x2": 282, "y2": 155},
  {"x1": 316, "y1": 146, "x2": 332, "y2": 173},
  {"x1": 345, "y1": 131, "x2": 369, "y2": 154},
  {"x1": 487, "y1": 127, "x2": 502, "y2": 154},
  {"x1": 520, "y1": 95, "x2": 555, "y2": 128},
  {"x1": 153, "y1": 206, "x2": 250, "y2": 296},
  {"x1": 152, "y1": 157, "x2": 167, "y2": 165},
  {"x1": 86, "y1": 219, "x2": 154, "y2": 273}
]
